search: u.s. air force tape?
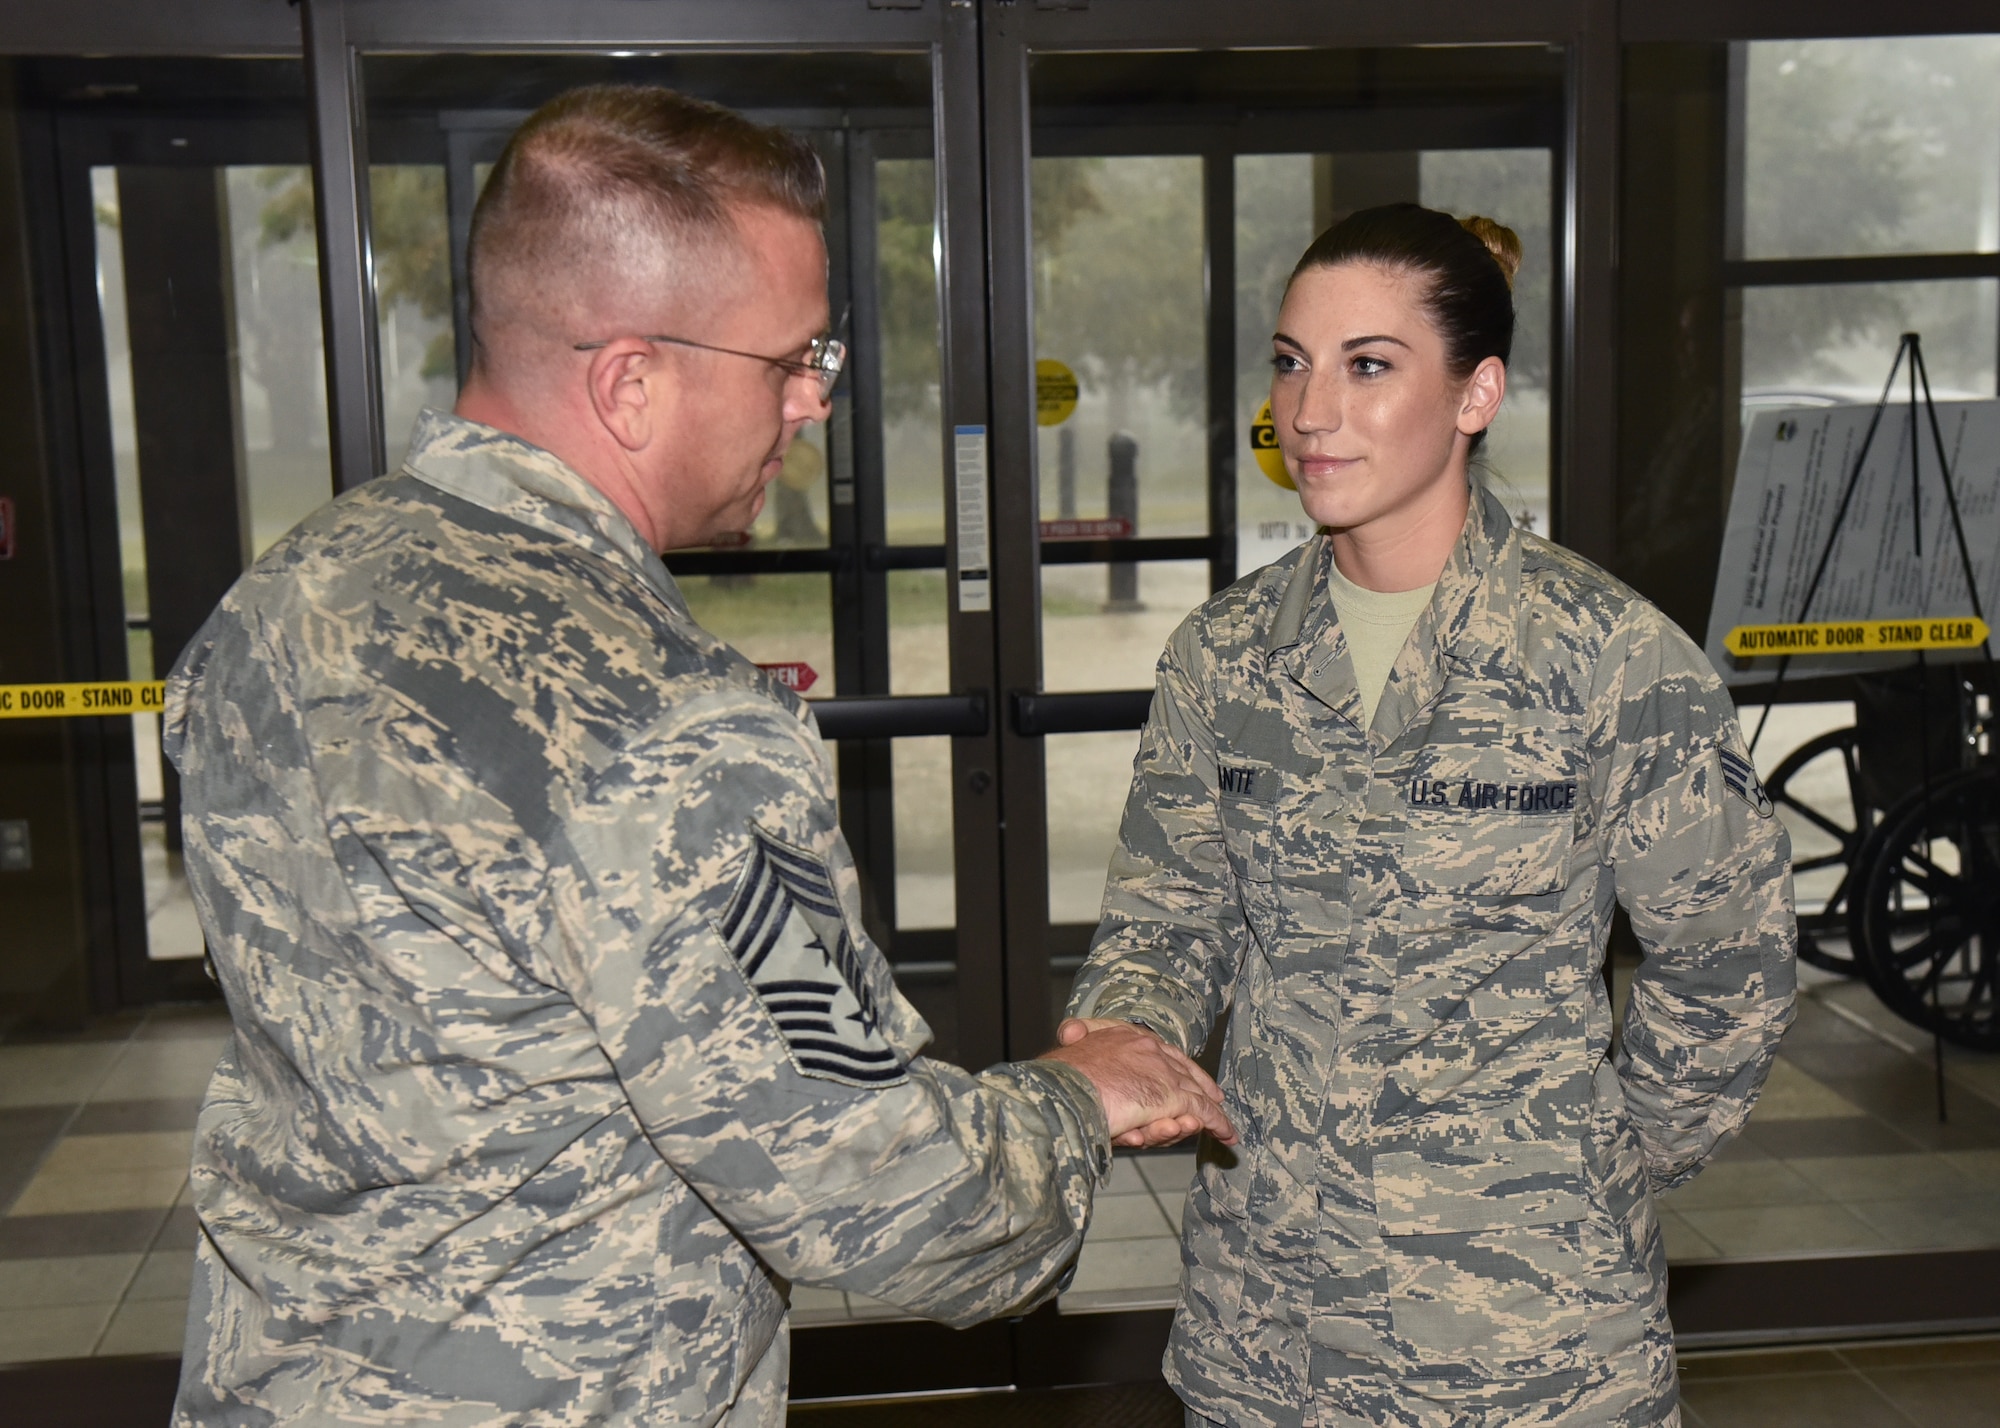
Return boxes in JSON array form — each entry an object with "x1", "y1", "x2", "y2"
[{"x1": 0, "y1": 682, "x2": 167, "y2": 718}]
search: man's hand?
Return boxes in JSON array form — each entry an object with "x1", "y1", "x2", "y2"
[{"x1": 1041, "y1": 1018, "x2": 1236, "y2": 1149}]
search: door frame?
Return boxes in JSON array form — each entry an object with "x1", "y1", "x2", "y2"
[
  {"x1": 296, "y1": 0, "x2": 1018, "y2": 1068},
  {"x1": 42, "y1": 106, "x2": 319, "y2": 1007},
  {"x1": 978, "y1": 0, "x2": 1617, "y2": 1059}
]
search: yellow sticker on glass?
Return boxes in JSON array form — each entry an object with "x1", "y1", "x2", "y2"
[
  {"x1": 1036, "y1": 359, "x2": 1079, "y2": 427},
  {"x1": 1250, "y1": 399, "x2": 1292, "y2": 489}
]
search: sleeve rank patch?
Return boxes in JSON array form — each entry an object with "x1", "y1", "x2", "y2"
[
  {"x1": 718, "y1": 825, "x2": 908, "y2": 1088},
  {"x1": 1718, "y1": 747, "x2": 1775, "y2": 818}
]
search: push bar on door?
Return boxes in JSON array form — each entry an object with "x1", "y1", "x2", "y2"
[
  {"x1": 1010, "y1": 689, "x2": 1155, "y2": 736},
  {"x1": 812, "y1": 692, "x2": 991, "y2": 740}
]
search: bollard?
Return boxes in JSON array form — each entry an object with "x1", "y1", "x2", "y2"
[
  {"x1": 1058, "y1": 424, "x2": 1077, "y2": 521},
  {"x1": 1105, "y1": 431, "x2": 1142, "y2": 611}
]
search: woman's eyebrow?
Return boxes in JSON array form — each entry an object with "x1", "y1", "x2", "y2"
[{"x1": 1341, "y1": 334, "x2": 1411, "y2": 352}]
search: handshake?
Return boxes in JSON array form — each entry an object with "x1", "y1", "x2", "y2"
[{"x1": 1041, "y1": 1017, "x2": 1237, "y2": 1149}]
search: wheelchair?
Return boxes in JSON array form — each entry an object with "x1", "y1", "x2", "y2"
[{"x1": 1763, "y1": 665, "x2": 2000, "y2": 1050}]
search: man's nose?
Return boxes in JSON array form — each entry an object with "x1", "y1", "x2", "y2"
[{"x1": 785, "y1": 374, "x2": 833, "y2": 425}]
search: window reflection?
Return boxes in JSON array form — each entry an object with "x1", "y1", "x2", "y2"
[
  {"x1": 1032, "y1": 156, "x2": 1208, "y2": 540},
  {"x1": 369, "y1": 165, "x2": 458, "y2": 459},
  {"x1": 1742, "y1": 280, "x2": 1998, "y2": 405},
  {"x1": 1744, "y1": 37, "x2": 2000, "y2": 260}
]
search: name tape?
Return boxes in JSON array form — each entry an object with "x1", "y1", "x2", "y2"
[
  {"x1": 0, "y1": 681, "x2": 167, "y2": 719},
  {"x1": 1725, "y1": 617, "x2": 1990, "y2": 658}
]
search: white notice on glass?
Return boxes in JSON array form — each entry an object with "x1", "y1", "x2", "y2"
[
  {"x1": 953, "y1": 424, "x2": 992, "y2": 613},
  {"x1": 1705, "y1": 400, "x2": 2000, "y2": 683}
]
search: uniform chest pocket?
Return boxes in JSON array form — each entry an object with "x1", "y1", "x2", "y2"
[
  {"x1": 1375, "y1": 1140, "x2": 1613, "y2": 1383},
  {"x1": 1396, "y1": 809, "x2": 1569, "y2": 935}
]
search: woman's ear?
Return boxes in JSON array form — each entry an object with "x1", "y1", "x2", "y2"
[
  {"x1": 586, "y1": 340, "x2": 659, "y2": 452},
  {"x1": 1456, "y1": 355, "x2": 1507, "y2": 437}
]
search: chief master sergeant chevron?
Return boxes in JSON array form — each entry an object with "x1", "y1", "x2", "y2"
[{"x1": 164, "y1": 85, "x2": 1233, "y2": 1428}]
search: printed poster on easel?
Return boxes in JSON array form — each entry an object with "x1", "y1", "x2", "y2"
[{"x1": 1705, "y1": 399, "x2": 2000, "y2": 683}]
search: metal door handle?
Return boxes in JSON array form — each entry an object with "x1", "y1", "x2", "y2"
[{"x1": 1010, "y1": 689, "x2": 1153, "y2": 736}]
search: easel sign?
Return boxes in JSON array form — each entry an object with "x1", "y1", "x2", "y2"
[{"x1": 1705, "y1": 396, "x2": 2000, "y2": 683}]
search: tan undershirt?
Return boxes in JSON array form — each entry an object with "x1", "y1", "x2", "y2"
[{"x1": 1327, "y1": 559, "x2": 1437, "y2": 730}]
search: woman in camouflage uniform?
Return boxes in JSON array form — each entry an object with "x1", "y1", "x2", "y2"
[{"x1": 1065, "y1": 205, "x2": 1796, "y2": 1428}]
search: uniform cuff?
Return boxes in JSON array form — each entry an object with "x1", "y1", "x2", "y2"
[
  {"x1": 1075, "y1": 991, "x2": 1195, "y2": 1056},
  {"x1": 1017, "y1": 1058, "x2": 1115, "y2": 1184}
]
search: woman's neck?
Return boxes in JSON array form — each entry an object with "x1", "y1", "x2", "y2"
[{"x1": 1327, "y1": 474, "x2": 1470, "y2": 593}]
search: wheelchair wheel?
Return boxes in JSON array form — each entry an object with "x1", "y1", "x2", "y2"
[
  {"x1": 1767, "y1": 727, "x2": 1870, "y2": 975},
  {"x1": 1848, "y1": 767, "x2": 2000, "y2": 1051}
]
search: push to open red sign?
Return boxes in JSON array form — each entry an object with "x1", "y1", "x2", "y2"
[
  {"x1": 1039, "y1": 517, "x2": 1132, "y2": 541},
  {"x1": 758, "y1": 661, "x2": 818, "y2": 694}
]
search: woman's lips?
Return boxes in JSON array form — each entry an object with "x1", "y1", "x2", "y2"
[{"x1": 1295, "y1": 456, "x2": 1359, "y2": 479}]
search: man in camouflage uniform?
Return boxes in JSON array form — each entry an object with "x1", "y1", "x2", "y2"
[
  {"x1": 167, "y1": 86, "x2": 1229, "y2": 1427},
  {"x1": 1069, "y1": 483, "x2": 1796, "y2": 1427}
]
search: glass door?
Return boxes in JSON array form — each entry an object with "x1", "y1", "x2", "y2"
[
  {"x1": 50, "y1": 72, "x2": 325, "y2": 1006},
  {"x1": 983, "y1": 17, "x2": 1570, "y2": 1319},
  {"x1": 993, "y1": 40, "x2": 1566, "y2": 1037},
  {"x1": 324, "y1": 4, "x2": 1008, "y2": 1086}
]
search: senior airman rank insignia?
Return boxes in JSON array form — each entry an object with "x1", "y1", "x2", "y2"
[
  {"x1": 719, "y1": 825, "x2": 908, "y2": 1087},
  {"x1": 1718, "y1": 746, "x2": 1775, "y2": 818}
]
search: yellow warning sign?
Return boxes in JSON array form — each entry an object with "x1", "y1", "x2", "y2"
[
  {"x1": 1250, "y1": 399, "x2": 1292, "y2": 489},
  {"x1": 1036, "y1": 359, "x2": 1079, "y2": 427},
  {"x1": 1724, "y1": 617, "x2": 1990, "y2": 658},
  {"x1": 0, "y1": 681, "x2": 166, "y2": 718}
]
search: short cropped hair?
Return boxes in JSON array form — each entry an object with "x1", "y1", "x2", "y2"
[{"x1": 466, "y1": 84, "x2": 826, "y2": 360}]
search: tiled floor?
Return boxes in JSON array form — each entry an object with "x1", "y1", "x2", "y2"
[
  {"x1": 1658, "y1": 964, "x2": 2000, "y2": 1262},
  {"x1": 10, "y1": 957, "x2": 2000, "y2": 1360},
  {"x1": 0, "y1": 1004, "x2": 224, "y2": 1365},
  {"x1": 787, "y1": 1334, "x2": 2000, "y2": 1424},
  {"x1": 1678, "y1": 1334, "x2": 2000, "y2": 1427}
]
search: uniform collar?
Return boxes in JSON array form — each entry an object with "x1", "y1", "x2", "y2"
[
  {"x1": 399, "y1": 408, "x2": 690, "y2": 618},
  {"x1": 1267, "y1": 482, "x2": 1523, "y2": 744}
]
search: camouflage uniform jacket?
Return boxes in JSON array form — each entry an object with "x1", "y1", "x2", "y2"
[
  {"x1": 166, "y1": 410, "x2": 1111, "y2": 1428},
  {"x1": 1070, "y1": 484, "x2": 1796, "y2": 1428}
]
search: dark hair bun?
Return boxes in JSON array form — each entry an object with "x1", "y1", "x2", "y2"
[{"x1": 1458, "y1": 215, "x2": 1522, "y2": 289}]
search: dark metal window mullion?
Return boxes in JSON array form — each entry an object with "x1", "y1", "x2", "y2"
[
  {"x1": 1555, "y1": 3, "x2": 1621, "y2": 568},
  {"x1": 1203, "y1": 146, "x2": 1237, "y2": 596},
  {"x1": 829, "y1": 128, "x2": 903, "y2": 950},
  {"x1": 940, "y1": 4, "x2": 1014, "y2": 1071},
  {"x1": 443, "y1": 123, "x2": 483, "y2": 392},
  {"x1": 302, "y1": 0, "x2": 385, "y2": 492}
]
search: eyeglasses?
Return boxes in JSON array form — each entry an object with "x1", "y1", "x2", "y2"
[{"x1": 573, "y1": 328, "x2": 847, "y2": 401}]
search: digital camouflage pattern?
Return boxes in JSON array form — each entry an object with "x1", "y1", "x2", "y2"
[
  {"x1": 166, "y1": 410, "x2": 1111, "y2": 1428},
  {"x1": 1071, "y1": 484, "x2": 1796, "y2": 1428}
]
